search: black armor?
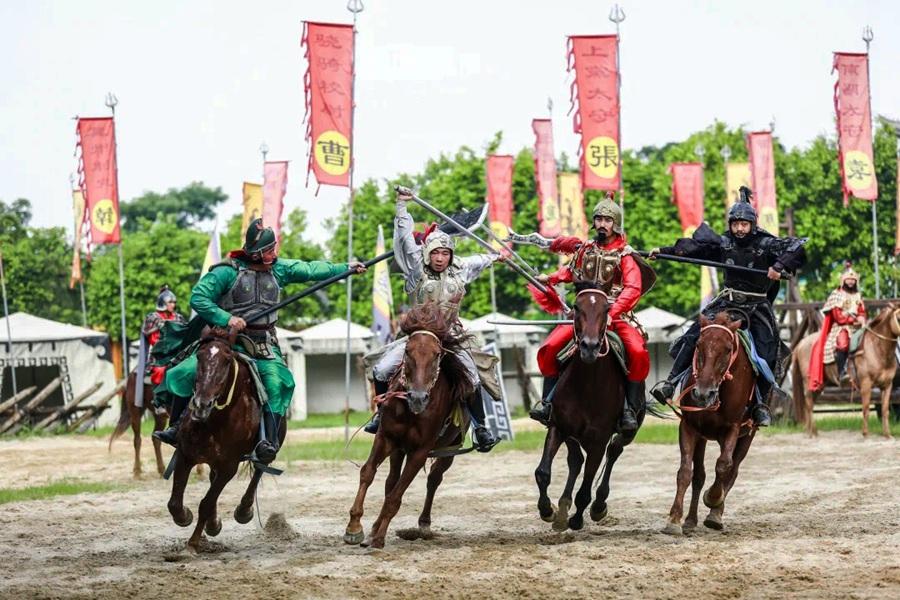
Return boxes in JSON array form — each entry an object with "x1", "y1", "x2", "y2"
[{"x1": 217, "y1": 264, "x2": 281, "y2": 326}]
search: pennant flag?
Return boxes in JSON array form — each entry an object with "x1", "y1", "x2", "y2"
[
  {"x1": 532, "y1": 119, "x2": 561, "y2": 237},
  {"x1": 76, "y1": 117, "x2": 121, "y2": 245},
  {"x1": 833, "y1": 52, "x2": 877, "y2": 205},
  {"x1": 241, "y1": 182, "x2": 263, "y2": 237},
  {"x1": 670, "y1": 163, "x2": 717, "y2": 308},
  {"x1": 69, "y1": 189, "x2": 86, "y2": 289},
  {"x1": 558, "y1": 172, "x2": 588, "y2": 239},
  {"x1": 725, "y1": 162, "x2": 751, "y2": 213},
  {"x1": 302, "y1": 22, "x2": 354, "y2": 189},
  {"x1": 263, "y1": 161, "x2": 289, "y2": 242},
  {"x1": 372, "y1": 224, "x2": 394, "y2": 344},
  {"x1": 567, "y1": 35, "x2": 620, "y2": 191},
  {"x1": 200, "y1": 225, "x2": 221, "y2": 276},
  {"x1": 747, "y1": 131, "x2": 779, "y2": 234},
  {"x1": 486, "y1": 154, "x2": 515, "y2": 253}
]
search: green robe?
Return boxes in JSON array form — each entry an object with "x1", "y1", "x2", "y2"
[{"x1": 163, "y1": 257, "x2": 348, "y2": 416}]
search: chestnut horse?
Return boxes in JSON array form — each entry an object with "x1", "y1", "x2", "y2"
[
  {"x1": 344, "y1": 302, "x2": 474, "y2": 549},
  {"x1": 664, "y1": 312, "x2": 757, "y2": 535},
  {"x1": 108, "y1": 372, "x2": 167, "y2": 478},
  {"x1": 165, "y1": 327, "x2": 286, "y2": 552},
  {"x1": 791, "y1": 302, "x2": 900, "y2": 437},
  {"x1": 535, "y1": 285, "x2": 645, "y2": 532}
]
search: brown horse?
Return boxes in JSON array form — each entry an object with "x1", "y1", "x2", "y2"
[
  {"x1": 664, "y1": 312, "x2": 757, "y2": 535},
  {"x1": 535, "y1": 285, "x2": 644, "y2": 532},
  {"x1": 792, "y1": 303, "x2": 900, "y2": 437},
  {"x1": 344, "y1": 302, "x2": 473, "y2": 549},
  {"x1": 165, "y1": 327, "x2": 286, "y2": 552},
  {"x1": 108, "y1": 372, "x2": 167, "y2": 478}
]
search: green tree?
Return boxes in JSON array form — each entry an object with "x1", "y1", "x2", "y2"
[{"x1": 119, "y1": 182, "x2": 227, "y2": 233}]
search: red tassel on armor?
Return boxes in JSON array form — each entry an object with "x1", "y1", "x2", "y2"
[
  {"x1": 528, "y1": 283, "x2": 565, "y2": 314},
  {"x1": 549, "y1": 236, "x2": 583, "y2": 254}
]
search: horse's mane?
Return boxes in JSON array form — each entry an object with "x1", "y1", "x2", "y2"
[
  {"x1": 869, "y1": 304, "x2": 895, "y2": 329},
  {"x1": 200, "y1": 326, "x2": 235, "y2": 346}
]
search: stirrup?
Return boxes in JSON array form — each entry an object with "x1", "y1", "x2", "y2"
[
  {"x1": 650, "y1": 380, "x2": 674, "y2": 405},
  {"x1": 363, "y1": 412, "x2": 380, "y2": 434},
  {"x1": 252, "y1": 440, "x2": 278, "y2": 465},
  {"x1": 473, "y1": 426, "x2": 499, "y2": 453},
  {"x1": 529, "y1": 401, "x2": 551, "y2": 425},
  {"x1": 152, "y1": 427, "x2": 178, "y2": 447}
]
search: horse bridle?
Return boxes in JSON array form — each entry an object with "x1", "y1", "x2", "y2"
[
  {"x1": 397, "y1": 330, "x2": 446, "y2": 397},
  {"x1": 865, "y1": 309, "x2": 900, "y2": 342},
  {"x1": 193, "y1": 338, "x2": 241, "y2": 412},
  {"x1": 573, "y1": 288, "x2": 611, "y2": 357},
  {"x1": 674, "y1": 323, "x2": 741, "y2": 414}
]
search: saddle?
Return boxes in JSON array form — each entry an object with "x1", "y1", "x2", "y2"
[{"x1": 556, "y1": 330, "x2": 628, "y2": 374}]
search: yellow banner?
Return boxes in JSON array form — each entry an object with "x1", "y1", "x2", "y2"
[
  {"x1": 724, "y1": 162, "x2": 751, "y2": 214},
  {"x1": 241, "y1": 182, "x2": 263, "y2": 237},
  {"x1": 69, "y1": 189, "x2": 85, "y2": 288},
  {"x1": 558, "y1": 173, "x2": 588, "y2": 239}
]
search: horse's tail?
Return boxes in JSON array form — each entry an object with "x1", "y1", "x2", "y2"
[
  {"x1": 107, "y1": 384, "x2": 131, "y2": 452},
  {"x1": 790, "y1": 352, "x2": 807, "y2": 425}
]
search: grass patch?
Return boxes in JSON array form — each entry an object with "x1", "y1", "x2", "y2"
[
  {"x1": 287, "y1": 411, "x2": 372, "y2": 430},
  {"x1": 0, "y1": 479, "x2": 124, "y2": 505}
]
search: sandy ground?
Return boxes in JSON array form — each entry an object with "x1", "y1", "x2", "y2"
[{"x1": 1, "y1": 425, "x2": 899, "y2": 600}]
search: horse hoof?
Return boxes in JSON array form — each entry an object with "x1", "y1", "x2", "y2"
[
  {"x1": 703, "y1": 489, "x2": 724, "y2": 509},
  {"x1": 173, "y1": 508, "x2": 193, "y2": 528},
  {"x1": 551, "y1": 500, "x2": 570, "y2": 532},
  {"x1": 567, "y1": 515, "x2": 584, "y2": 531},
  {"x1": 233, "y1": 505, "x2": 254, "y2": 525},
  {"x1": 661, "y1": 522, "x2": 682, "y2": 536},
  {"x1": 704, "y1": 515, "x2": 724, "y2": 531},
  {"x1": 590, "y1": 503, "x2": 608, "y2": 522},
  {"x1": 418, "y1": 525, "x2": 434, "y2": 540},
  {"x1": 344, "y1": 529, "x2": 365, "y2": 545},
  {"x1": 539, "y1": 502, "x2": 556, "y2": 523},
  {"x1": 360, "y1": 535, "x2": 384, "y2": 549},
  {"x1": 683, "y1": 520, "x2": 697, "y2": 533},
  {"x1": 205, "y1": 517, "x2": 222, "y2": 537}
]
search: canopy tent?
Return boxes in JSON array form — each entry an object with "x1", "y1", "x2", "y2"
[{"x1": 1, "y1": 312, "x2": 115, "y2": 426}]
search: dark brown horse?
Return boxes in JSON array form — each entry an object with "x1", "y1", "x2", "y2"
[
  {"x1": 344, "y1": 302, "x2": 473, "y2": 549},
  {"x1": 165, "y1": 327, "x2": 286, "y2": 552},
  {"x1": 535, "y1": 285, "x2": 644, "y2": 532},
  {"x1": 108, "y1": 371, "x2": 167, "y2": 478},
  {"x1": 664, "y1": 312, "x2": 756, "y2": 535}
]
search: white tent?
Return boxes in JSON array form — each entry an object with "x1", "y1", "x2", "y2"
[{"x1": 1, "y1": 312, "x2": 116, "y2": 426}]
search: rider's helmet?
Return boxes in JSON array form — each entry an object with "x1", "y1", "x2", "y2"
[
  {"x1": 422, "y1": 230, "x2": 455, "y2": 268},
  {"x1": 155, "y1": 285, "x2": 177, "y2": 311},
  {"x1": 243, "y1": 217, "x2": 277, "y2": 260},
  {"x1": 727, "y1": 186, "x2": 758, "y2": 230},
  {"x1": 591, "y1": 197, "x2": 623, "y2": 235}
]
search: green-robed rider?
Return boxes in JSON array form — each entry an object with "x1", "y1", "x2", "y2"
[{"x1": 152, "y1": 218, "x2": 367, "y2": 464}]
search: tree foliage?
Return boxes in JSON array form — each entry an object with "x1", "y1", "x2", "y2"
[{"x1": 120, "y1": 182, "x2": 227, "y2": 233}]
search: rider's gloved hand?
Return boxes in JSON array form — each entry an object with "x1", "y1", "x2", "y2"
[
  {"x1": 228, "y1": 316, "x2": 247, "y2": 332},
  {"x1": 349, "y1": 261, "x2": 367, "y2": 274}
]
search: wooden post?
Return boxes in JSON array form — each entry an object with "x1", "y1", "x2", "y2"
[
  {"x1": 0, "y1": 377, "x2": 62, "y2": 434},
  {"x1": 0, "y1": 385, "x2": 37, "y2": 415},
  {"x1": 66, "y1": 378, "x2": 126, "y2": 433},
  {"x1": 33, "y1": 382, "x2": 102, "y2": 432}
]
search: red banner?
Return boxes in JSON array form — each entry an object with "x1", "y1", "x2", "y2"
[
  {"x1": 486, "y1": 155, "x2": 515, "y2": 253},
  {"x1": 302, "y1": 22, "x2": 354, "y2": 189},
  {"x1": 263, "y1": 161, "x2": 289, "y2": 242},
  {"x1": 77, "y1": 117, "x2": 121, "y2": 245},
  {"x1": 669, "y1": 163, "x2": 705, "y2": 234},
  {"x1": 567, "y1": 35, "x2": 620, "y2": 191},
  {"x1": 833, "y1": 52, "x2": 877, "y2": 205},
  {"x1": 532, "y1": 119, "x2": 561, "y2": 237},
  {"x1": 747, "y1": 131, "x2": 779, "y2": 233}
]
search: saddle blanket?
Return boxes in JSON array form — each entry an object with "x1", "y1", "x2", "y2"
[{"x1": 556, "y1": 330, "x2": 628, "y2": 374}]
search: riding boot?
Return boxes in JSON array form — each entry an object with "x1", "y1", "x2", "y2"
[
  {"x1": 253, "y1": 406, "x2": 281, "y2": 465},
  {"x1": 835, "y1": 349, "x2": 849, "y2": 383},
  {"x1": 467, "y1": 386, "x2": 499, "y2": 453},
  {"x1": 619, "y1": 381, "x2": 642, "y2": 434},
  {"x1": 751, "y1": 381, "x2": 773, "y2": 427},
  {"x1": 650, "y1": 343, "x2": 694, "y2": 405},
  {"x1": 364, "y1": 379, "x2": 389, "y2": 434},
  {"x1": 152, "y1": 394, "x2": 189, "y2": 447},
  {"x1": 528, "y1": 376, "x2": 558, "y2": 425}
]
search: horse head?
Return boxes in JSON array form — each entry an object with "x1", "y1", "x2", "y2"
[
  {"x1": 689, "y1": 313, "x2": 742, "y2": 409},
  {"x1": 191, "y1": 326, "x2": 238, "y2": 422},
  {"x1": 573, "y1": 283, "x2": 610, "y2": 364},
  {"x1": 398, "y1": 301, "x2": 455, "y2": 415}
]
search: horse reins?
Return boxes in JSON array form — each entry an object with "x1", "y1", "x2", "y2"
[
  {"x1": 214, "y1": 358, "x2": 240, "y2": 410},
  {"x1": 864, "y1": 310, "x2": 900, "y2": 342},
  {"x1": 373, "y1": 330, "x2": 446, "y2": 406},
  {"x1": 573, "y1": 289, "x2": 611, "y2": 357}
]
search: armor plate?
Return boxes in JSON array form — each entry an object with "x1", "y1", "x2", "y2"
[
  {"x1": 218, "y1": 268, "x2": 281, "y2": 325},
  {"x1": 572, "y1": 245, "x2": 624, "y2": 297},
  {"x1": 412, "y1": 266, "x2": 467, "y2": 309}
]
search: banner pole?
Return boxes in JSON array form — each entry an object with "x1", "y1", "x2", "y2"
[
  {"x1": 862, "y1": 26, "x2": 881, "y2": 298},
  {"x1": 107, "y1": 92, "x2": 129, "y2": 374},
  {"x1": 609, "y1": 4, "x2": 626, "y2": 225},
  {"x1": 0, "y1": 245, "x2": 17, "y2": 398}
]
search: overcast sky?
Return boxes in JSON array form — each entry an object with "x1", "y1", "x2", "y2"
[{"x1": 1, "y1": 0, "x2": 897, "y2": 246}]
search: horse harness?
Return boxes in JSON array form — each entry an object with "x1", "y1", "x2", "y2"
[
  {"x1": 864, "y1": 310, "x2": 900, "y2": 342},
  {"x1": 572, "y1": 289, "x2": 611, "y2": 357},
  {"x1": 194, "y1": 339, "x2": 241, "y2": 412}
]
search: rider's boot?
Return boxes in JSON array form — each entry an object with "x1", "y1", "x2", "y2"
[
  {"x1": 751, "y1": 381, "x2": 773, "y2": 427},
  {"x1": 467, "y1": 386, "x2": 499, "y2": 453},
  {"x1": 528, "y1": 376, "x2": 558, "y2": 425},
  {"x1": 364, "y1": 379, "x2": 389, "y2": 434},
  {"x1": 619, "y1": 380, "x2": 642, "y2": 434},
  {"x1": 835, "y1": 349, "x2": 849, "y2": 383},
  {"x1": 152, "y1": 394, "x2": 189, "y2": 447},
  {"x1": 650, "y1": 344, "x2": 693, "y2": 405},
  {"x1": 253, "y1": 406, "x2": 281, "y2": 465}
]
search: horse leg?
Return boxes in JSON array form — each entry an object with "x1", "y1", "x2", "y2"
[
  {"x1": 683, "y1": 438, "x2": 707, "y2": 532},
  {"x1": 152, "y1": 410, "x2": 167, "y2": 477},
  {"x1": 385, "y1": 449, "x2": 404, "y2": 497},
  {"x1": 535, "y1": 425, "x2": 564, "y2": 523},
  {"x1": 167, "y1": 450, "x2": 194, "y2": 528},
  {"x1": 860, "y1": 378, "x2": 872, "y2": 437},
  {"x1": 417, "y1": 455, "x2": 455, "y2": 539},
  {"x1": 805, "y1": 388, "x2": 818, "y2": 437},
  {"x1": 568, "y1": 438, "x2": 607, "y2": 531},
  {"x1": 130, "y1": 405, "x2": 142, "y2": 479},
  {"x1": 880, "y1": 382, "x2": 893, "y2": 439},
  {"x1": 364, "y1": 448, "x2": 429, "y2": 549},
  {"x1": 665, "y1": 423, "x2": 699, "y2": 535},
  {"x1": 344, "y1": 433, "x2": 394, "y2": 545},
  {"x1": 551, "y1": 439, "x2": 583, "y2": 532},
  {"x1": 234, "y1": 466, "x2": 264, "y2": 524},
  {"x1": 705, "y1": 431, "x2": 755, "y2": 531},
  {"x1": 591, "y1": 433, "x2": 625, "y2": 523},
  {"x1": 187, "y1": 462, "x2": 237, "y2": 552},
  {"x1": 702, "y1": 425, "x2": 739, "y2": 520}
]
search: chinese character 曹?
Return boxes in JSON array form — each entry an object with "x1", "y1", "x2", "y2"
[
  {"x1": 589, "y1": 144, "x2": 618, "y2": 169},
  {"x1": 318, "y1": 139, "x2": 349, "y2": 166},
  {"x1": 846, "y1": 157, "x2": 871, "y2": 181}
]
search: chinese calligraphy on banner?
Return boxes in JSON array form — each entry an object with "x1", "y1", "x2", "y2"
[
  {"x1": 372, "y1": 224, "x2": 394, "y2": 344},
  {"x1": 567, "y1": 35, "x2": 620, "y2": 191},
  {"x1": 302, "y1": 22, "x2": 354, "y2": 189},
  {"x1": 558, "y1": 172, "x2": 588, "y2": 239},
  {"x1": 670, "y1": 163, "x2": 717, "y2": 308},
  {"x1": 532, "y1": 119, "x2": 561, "y2": 237},
  {"x1": 833, "y1": 52, "x2": 877, "y2": 205},
  {"x1": 77, "y1": 117, "x2": 120, "y2": 245},
  {"x1": 263, "y1": 161, "x2": 289, "y2": 242},
  {"x1": 486, "y1": 155, "x2": 515, "y2": 253},
  {"x1": 241, "y1": 182, "x2": 263, "y2": 237},
  {"x1": 747, "y1": 132, "x2": 779, "y2": 234}
]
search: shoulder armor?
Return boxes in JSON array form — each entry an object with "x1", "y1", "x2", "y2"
[{"x1": 209, "y1": 259, "x2": 240, "y2": 273}]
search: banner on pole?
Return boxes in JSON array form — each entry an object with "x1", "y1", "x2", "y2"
[
  {"x1": 532, "y1": 119, "x2": 561, "y2": 237},
  {"x1": 200, "y1": 225, "x2": 221, "y2": 277},
  {"x1": 558, "y1": 172, "x2": 588, "y2": 239},
  {"x1": 302, "y1": 21, "x2": 354, "y2": 189},
  {"x1": 263, "y1": 161, "x2": 289, "y2": 242},
  {"x1": 241, "y1": 182, "x2": 263, "y2": 237},
  {"x1": 670, "y1": 163, "x2": 717, "y2": 307},
  {"x1": 76, "y1": 117, "x2": 121, "y2": 245},
  {"x1": 567, "y1": 35, "x2": 620, "y2": 191},
  {"x1": 69, "y1": 189, "x2": 86, "y2": 289},
  {"x1": 486, "y1": 155, "x2": 515, "y2": 253},
  {"x1": 747, "y1": 132, "x2": 779, "y2": 234},
  {"x1": 372, "y1": 224, "x2": 394, "y2": 344},
  {"x1": 725, "y1": 162, "x2": 751, "y2": 213},
  {"x1": 833, "y1": 52, "x2": 877, "y2": 205}
]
